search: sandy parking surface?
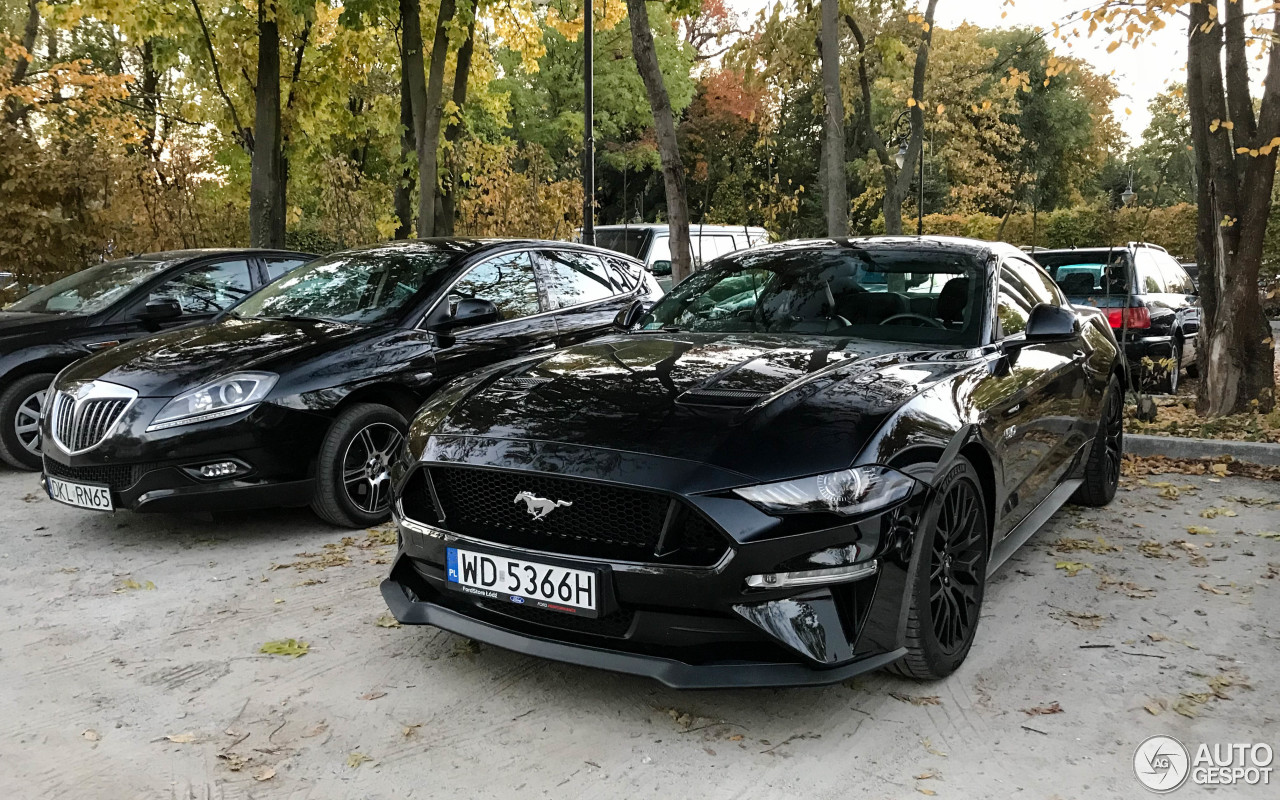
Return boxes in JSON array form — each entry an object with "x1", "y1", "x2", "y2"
[{"x1": 1, "y1": 463, "x2": 1277, "y2": 799}]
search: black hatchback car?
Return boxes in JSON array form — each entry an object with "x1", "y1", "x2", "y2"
[
  {"x1": 0, "y1": 249, "x2": 313, "y2": 470},
  {"x1": 1032, "y1": 243, "x2": 1199, "y2": 393},
  {"x1": 41, "y1": 240, "x2": 661, "y2": 527},
  {"x1": 382, "y1": 236, "x2": 1124, "y2": 687}
]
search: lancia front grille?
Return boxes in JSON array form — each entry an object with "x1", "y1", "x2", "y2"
[{"x1": 50, "y1": 381, "x2": 136, "y2": 454}]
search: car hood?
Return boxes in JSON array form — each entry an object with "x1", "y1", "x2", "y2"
[
  {"x1": 60, "y1": 316, "x2": 377, "y2": 397},
  {"x1": 428, "y1": 332, "x2": 978, "y2": 482},
  {"x1": 0, "y1": 310, "x2": 70, "y2": 335}
]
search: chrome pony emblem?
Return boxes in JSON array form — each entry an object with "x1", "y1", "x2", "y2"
[{"x1": 514, "y1": 490, "x2": 572, "y2": 521}]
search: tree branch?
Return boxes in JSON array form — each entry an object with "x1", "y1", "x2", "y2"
[
  {"x1": 896, "y1": 0, "x2": 939, "y2": 198},
  {"x1": 284, "y1": 19, "x2": 313, "y2": 111},
  {"x1": 844, "y1": 14, "x2": 893, "y2": 179},
  {"x1": 189, "y1": 0, "x2": 251, "y2": 151},
  {"x1": 1224, "y1": 0, "x2": 1257, "y2": 141}
]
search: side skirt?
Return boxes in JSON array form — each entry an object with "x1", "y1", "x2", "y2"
[{"x1": 986, "y1": 477, "x2": 1082, "y2": 576}]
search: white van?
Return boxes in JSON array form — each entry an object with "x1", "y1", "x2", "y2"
[{"x1": 591, "y1": 224, "x2": 770, "y2": 284}]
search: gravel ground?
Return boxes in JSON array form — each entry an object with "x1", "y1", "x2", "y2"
[{"x1": 1, "y1": 464, "x2": 1277, "y2": 799}]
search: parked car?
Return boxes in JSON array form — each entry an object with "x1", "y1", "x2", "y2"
[
  {"x1": 40, "y1": 239, "x2": 661, "y2": 528},
  {"x1": 1031, "y1": 242, "x2": 1199, "y2": 393},
  {"x1": 0, "y1": 248, "x2": 314, "y2": 470},
  {"x1": 593, "y1": 223, "x2": 769, "y2": 288},
  {"x1": 381, "y1": 236, "x2": 1124, "y2": 687}
]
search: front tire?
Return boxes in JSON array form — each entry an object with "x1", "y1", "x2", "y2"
[
  {"x1": 1071, "y1": 375, "x2": 1122, "y2": 508},
  {"x1": 891, "y1": 456, "x2": 989, "y2": 681},
  {"x1": 310, "y1": 403, "x2": 407, "y2": 528},
  {"x1": 0, "y1": 373, "x2": 54, "y2": 471}
]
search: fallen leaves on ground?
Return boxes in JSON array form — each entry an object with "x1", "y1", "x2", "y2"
[
  {"x1": 891, "y1": 693, "x2": 941, "y2": 706},
  {"x1": 1055, "y1": 560, "x2": 1090, "y2": 577},
  {"x1": 347, "y1": 752, "x2": 373, "y2": 768},
  {"x1": 1021, "y1": 702, "x2": 1063, "y2": 716},
  {"x1": 252, "y1": 767, "x2": 275, "y2": 782},
  {"x1": 1198, "y1": 582, "x2": 1229, "y2": 595},
  {"x1": 375, "y1": 613, "x2": 402, "y2": 628},
  {"x1": 81, "y1": 729, "x2": 99, "y2": 741},
  {"x1": 1257, "y1": 531, "x2": 1280, "y2": 541},
  {"x1": 1098, "y1": 573, "x2": 1156, "y2": 598},
  {"x1": 1123, "y1": 454, "x2": 1280, "y2": 482},
  {"x1": 1050, "y1": 610, "x2": 1108, "y2": 629},
  {"x1": 113, "y1": 578, "x2": 156, "y2": 593},
  {"x1": 922, "y1": 738, "x2": 948, "y2": 757},
  {"x1": 1200, "y1": 507, "x2": 1239, "y2": 519},
  {"x1": 1186, "y1": 525, "x2": 1216, "y2": 536},
  {"x1": 259, "y1": 638, "x2": 309, "y2": 658},
  {"x1": 1139, "y1": 540, "x2": 1175, "y2": 559},
  {"x1": 1173, "y1": 669, "x2": 1251, "y2": 718},
  {"x1": 1052, "y1": 537, "x2": 1119, "y2": 554},
  {"x1": 360, "y1": 691, "x2": 386, "y2": 701},
  {"x1": 402, "y1": 723, "x2": 421, "y2": 738},
  {"x1": 271, "y1": 527, "x2": 398, "y2": 572},
  {"x1": 165, "y1": 732, "x2": 197, "y2": 743}
]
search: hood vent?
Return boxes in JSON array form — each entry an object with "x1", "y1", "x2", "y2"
[
  {"x1": 677, "y1": 388, "x2": 769, "y2": 407},
  {"x1": 495, "y1": 376, "x2": 552, "y2": 391}
]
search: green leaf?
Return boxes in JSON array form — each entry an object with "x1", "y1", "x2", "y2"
[{"x1": 260, "y1": 638, "x2": 310, "y2": 658}]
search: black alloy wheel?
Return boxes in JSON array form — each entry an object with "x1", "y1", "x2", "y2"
[
  {"x1": 0, "y1": 373, "x2": 55, "y2": 471},
  {"x1": 891, "y1": 456, "x2": 989, "y2": 680},
  {"x1": 311, "y1": 403, "x2": 407, "y2": 528},
  {"x1": 1071, "y1": 374, "x2": 1122, "y2": 507},
  {"x1": 928, "y1": 478, "x2": 986, "y2": 655}
]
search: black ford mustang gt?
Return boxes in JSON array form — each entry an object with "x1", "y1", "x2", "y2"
[{"x1": 382, "y1": 237, "x2": 1125, "y2": 687}]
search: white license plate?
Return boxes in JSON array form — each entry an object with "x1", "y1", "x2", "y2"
[
  {"x1": 445, "y1": 547, "x2": 598, "y2": 617},
  {"x1": 46, "y1": 475, "x2": 114, "y2": 511}
]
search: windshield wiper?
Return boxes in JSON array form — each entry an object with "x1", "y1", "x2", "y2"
[{"x1": 257, "y1": 313, "x2": 346, "y2": 325}]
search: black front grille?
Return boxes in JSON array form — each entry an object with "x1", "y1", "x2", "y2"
[
  {"x1": 477, "y1": 600, "x2": 636, "y2": 638},
  {"x1": 44, "y1": 459, "x2": 152, "y2": 492},
  {"x1": 52, "y1": 395, "x2": 130, "y2": 452},
  {"x1": 424, "y1": 466, "x2": 729, "y2": 566}
]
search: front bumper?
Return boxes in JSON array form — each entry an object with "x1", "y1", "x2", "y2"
[
  {"x1": 40, "y1": 398, "x2": 329, "y2": 513},
  {"x1": 381, "y1": 439, "x2": 930, "y2": 688}
]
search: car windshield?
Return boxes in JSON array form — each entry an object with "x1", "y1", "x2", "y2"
[
  {"x1": 640, "y1": 244, "x2": 984, "y2": 346},
  {"x1": 594, "y1": 228, "x2": 650, "y2": 260},
  {"x1": 1034, "y1": 250, "x2": 1131, "y2": 296},
  {"x1": 5, "y1": 258, "x2": 169, "y2": 315},
  {"x1": 233, "y1": 244, "x2": 462, "y2": 326}
]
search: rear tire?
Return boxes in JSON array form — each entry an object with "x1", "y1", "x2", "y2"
[
  {"x1": 889, "y1": 456, "x2": 989, "y2": 681},
  {"x1": 310, "y1": 403, "x2": 406, "y2": 528},
  {"x1": 1071, "y1": 375, "x2": 1122, "y2": 508},
  {"x1": 0, "y1": 373, "x2": 54, "y2": 471},
  {"x1": 1149, "y1": 342, "x2": 1181, "y2": 394}
]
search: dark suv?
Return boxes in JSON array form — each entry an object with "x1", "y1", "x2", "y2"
[
  {"x1": 1033, "y1": 243, "x2": 1199, "y2": 393},
  {"x1": 0, "y1": 249, "x2": 313, "y2": 469},
  {"x1": 41, "y1": 239, "x2": 662, "y2": 528}
]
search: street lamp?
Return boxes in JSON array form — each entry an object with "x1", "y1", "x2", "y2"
[{"x1": 1120, "y1": 184, "x2": 1136, "y2": 207}]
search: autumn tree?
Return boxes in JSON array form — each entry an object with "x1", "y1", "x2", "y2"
[
  {"x1": 819, "y1": 0, "x2": 847, "y2": 236},
  {"x1": 1083, "y1": 1, "x2": 1276, "y2": 415}
]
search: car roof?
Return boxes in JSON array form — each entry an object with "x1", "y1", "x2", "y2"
[
  {"x1": 131, "y1": 247, "x2": 313, "y2": 262},
  {"x1": 324, "y1": 237, "x2": 645, "y2": 266},
  {"x1": 593, "y1": 224, "x2": 768, "y2": 233},
  {"x1": 744, "y1": 235, "x2": 1014, "y2": 261}
]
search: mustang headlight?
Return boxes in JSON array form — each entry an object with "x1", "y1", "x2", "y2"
[
  {"x1": 733, "y1": 465, "x2": 916, "y2": 517},
  {"x1": 148, "y1": 372, "x2": 278, "y2": 431}
]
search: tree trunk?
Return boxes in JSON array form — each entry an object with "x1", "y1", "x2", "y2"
[
  {"x1": 1187, "y1": 1, "x2": 1277, "y2": 415},
  {"x1": 819, "y1": 0, "x2": 847, "y2": 237},
  {"x1": 249, "y1": 2, "x2": 285, "y2": 248},
  {"x1": 400, "y1": 0, "x2": 430, "y2": 238},
  {"x1": 437, "y1": 17, "x2": 475, "y2": 237},
  {"x1": 417, "y1": 0, "x2": 456, "y2": 239},
  {"x1": 394, "y1": 16, "x2": 416, "y2": 239},
  {"x1": 626, "y1": 0, "x2": 692, "y2": 283},
  {"x1": 138, "y1": 39, "x2": 160, "y2": 162}
]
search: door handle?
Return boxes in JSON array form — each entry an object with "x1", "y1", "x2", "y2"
[{"x1": 531, "y1": 344, "x2": 556, "y2": 353}]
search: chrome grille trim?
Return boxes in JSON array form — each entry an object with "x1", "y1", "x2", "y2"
[{"x1": 49, "y1": 380, "x2": 137, "y2": 455}]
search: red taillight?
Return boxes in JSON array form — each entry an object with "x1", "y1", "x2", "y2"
[{"x1": 1107, "y1": 307, "x2": 1151, "y2": 330}]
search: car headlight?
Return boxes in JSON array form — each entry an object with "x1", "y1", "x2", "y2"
[
  {"x1": 733, "y1": 465, "x2": 916, "y2": 516},
  {"x1": 148, "y1": 372, "x2": 278, "y2": 431}
]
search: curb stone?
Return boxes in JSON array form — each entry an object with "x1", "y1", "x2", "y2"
[{"x1": 1125, "y1": 433, "x2": 1280, "y2": 466}]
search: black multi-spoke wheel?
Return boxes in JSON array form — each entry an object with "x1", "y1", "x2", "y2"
[
  {"x1": 1071, "y1": 374, "x2": 1123, "y2": 507},
  {"x1": 0, "y1": 372, "x2": 55, "y2": 471},
  {"x1": 311, "y1": 403, "x2": 408, "y2": 528},
  {"x1": 927, "y1": 479, "x2": 985, "y2": 654},
  {"x1": 892, "y1": 456, "x2": 989, "y2": 680}
]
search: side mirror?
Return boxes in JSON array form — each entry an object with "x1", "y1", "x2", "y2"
[
  {"x1": 428, "y1": 297, "x2": 499, "y2": 333},
  {"x1": 650, "y1": 260, "x2": 672, "y2": 277},
  {"x1": 613, "y1": 299, "x2": 646, "y2": 330},
  {"x1": 138, "y1": 297, "x2": 183, "y2": 323},
  {"x1": 1024, "y1": 303, "x2": 1078, "y2": 343}
]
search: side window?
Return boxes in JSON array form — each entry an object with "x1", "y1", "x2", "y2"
[
  {"x1": 1158, "y1": 256, "x2": 1193, "y2": 294},
  {"x1": 1006, "y1": 257, "x2": 1066, "y2": 306},
  {"x1": 648, "y1": 236, "x2": 671, "y2": 266},
  {"x1": 1134, "y1": 251, "x2": 1167, "y2": 294},
  {"x1": 604, "y1": 257, "x2": 640, "y2": 291},
  {"x1": 692, "y1": 234, "x2": 738, "y2": 263},
  {"x1": 538, "y1": 250, "x2": 616, "y2": 308},
  {"x1": 264, "y1": 257, "x2": 309, "y2": 282},
  {"x1": 152, "y1": 259, "x2": 252, "y2": 314},
  {"x1": 451, "y1": 251, "x2": 541, "y2": 322},
  {"x1": 996, "y1": 267, "x2": 1034, "y2": 338}
]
